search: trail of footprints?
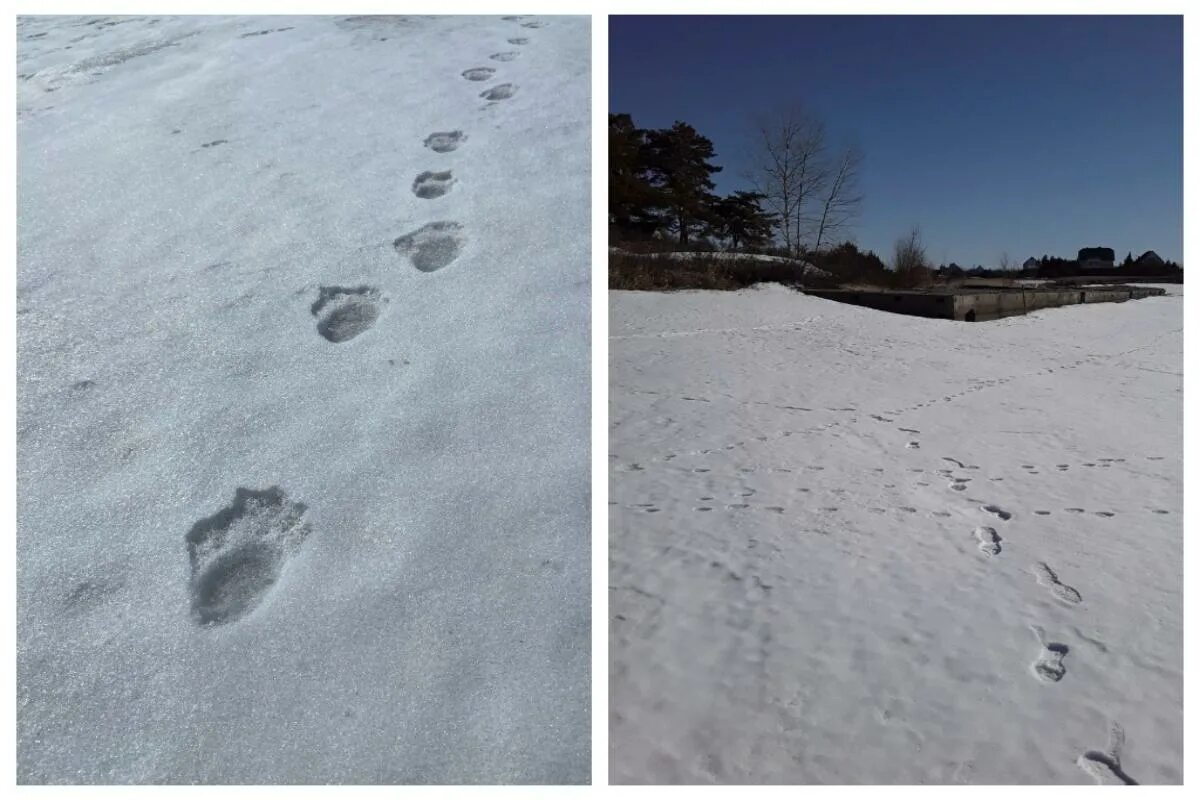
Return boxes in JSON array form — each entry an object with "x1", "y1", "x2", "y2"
[
  {"x1": 175, "y1": 18, "x2": 551, "y2": 629},
  {"x1": 615, "y1": 406, "x2": 1162, "y2": 781}
]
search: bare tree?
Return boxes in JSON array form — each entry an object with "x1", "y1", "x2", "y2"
[
  {"x1": 998, "y1": 251, "x2": 1012, "y2": 271},
  {"x1": 746, "y1": 106, "x2": 826, "y2": 257},
  {"x1": 894, "y1": 226, "x2": 929, "y2": 272},
  {"x1": 813, "y1": 146, "x2": 863, "y2": 253}
]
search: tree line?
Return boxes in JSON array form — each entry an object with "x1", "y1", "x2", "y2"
[{"x1": 610, "y1": 107, "x2": 863, "y2": 257}]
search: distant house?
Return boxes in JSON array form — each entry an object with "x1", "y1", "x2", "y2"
[
  {"x1": 1023, "y1": 257, "x2": 1039, "y2": 271},
  {"x1": 1078, "y1": 246, "x2": 1115, "y2": 270},
  {"x1": 1135, "y1": 250, "x2": 1165, "y2": 268}
]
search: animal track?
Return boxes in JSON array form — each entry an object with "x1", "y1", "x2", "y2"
[
  {"x1": 1032, "y1": 561, "x2": 1082, "y2": 604},
  {"x1": 423, "y1": 130, "x2": 465, "y2": 153},
  {"x1": 310, "y1": 285, "x2": 382, "y2": 343},
  {"x1": 480, "y1": 83, "x2": 517, "y2": 101},
  {"x1": 974, "y1": 526, "x2": 1002, "y2": 556},
  {"x1": 185, "y1": 487, "x2": 311, "y2": 626},
  {"x1": 521, "y1": 21, "x2": 547, "y2": 28},
  {"x1": 412, "y1": 170, "x2": 455, "y2": 199},
  {"x1": 507, "y1": 37, "x2": 529, "y2": 45},
  {"x1": 1077, "y1": 722, "x2": 1137, "y2": 785},
  {"x1": 490, "y1": 51, "x2": 518, "y2": 61},
  {"x1": 394, "y1": 221, "x2": 464, "y2": 272},
  {"x1": 980, "y1": 504, "x2": 1012, "y2": 521},
  {"x1": 462, "y1": 67, "x2": 496, "y2": 81},
  {"x1": 1029, "y1": 625, "x2": 1068, "y2": 682},
  {"x1": 200, "y1": 139, "x2": 228, "y2": 148}
]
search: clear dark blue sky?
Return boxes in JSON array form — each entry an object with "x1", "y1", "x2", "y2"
[{"x1": 610, "y1": 15, "x2": 1182, "y2": 266}]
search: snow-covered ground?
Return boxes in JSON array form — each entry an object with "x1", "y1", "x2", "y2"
[
  {"x1": 610, "y1": 284, "x2": 1181, "y2": 784},
  {"x1": 18, "y1": 15, "x2": 589, "y2": 784}
]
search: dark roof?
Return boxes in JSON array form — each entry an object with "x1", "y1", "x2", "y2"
[
  {"x1": 1136, "y1": 250, "x2": 1164, "y2": 264},
  {"x1": 1078, "y1": 247, "x2": 1115, "y2": 262}
]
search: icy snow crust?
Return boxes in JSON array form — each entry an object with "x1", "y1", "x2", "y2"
[
  {"x1": 17, "y1": 14, "x2": 590, "y2": 784},
  {"x1": 610, "y1": 283, "x2": 1181, "y2": 784}
]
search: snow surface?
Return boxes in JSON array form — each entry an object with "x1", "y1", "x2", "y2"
[
  {"x1": 610, "y1": 283, "x2": 1181, "y2": 784},
  {"x1": 17, "y1": 14, "x2": 590, "y2": 784}
]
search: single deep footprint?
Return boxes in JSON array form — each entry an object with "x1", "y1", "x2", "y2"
[
  {"x1": 974, "y1": 526, "x2": 1002, "y2": 556},
  {"x1": 394, "y1": 221, "x2": 464, "y2": 272},
  {"x1": 423, "y1": 130, "x2": 465, "y2": 153},
  {"x1": 1032, "y1": 561, "x2": 1082, "y2": 604},
  {"x1": 980, "y1": 504, "x2": 1012, "y2": 521},
  {"x1": 481, "y1": 83, "x2": 517, "y2": 101},
  {"x1": 1029, "y1": 625, "x2": 1068, "y2": 682},
  {"x1": 1077, "y1": 722, "x2": 1138, "y2": 785},
  {"x1": 185, "y1": 487, "x2": 311, "y2": 626},
  {"x1": 462, "y1": 67, "x2": 496, "y2": 81},
  {"x1": 310, "y1": 285, "x2": 382, "y2": 343},
  {"x1": 412, "y1": 170, "x2": 455, "y2": 199}
]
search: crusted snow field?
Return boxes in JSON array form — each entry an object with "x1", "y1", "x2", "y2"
[
  {"x1": 610, "y1": 284, "x2": 1181, "y2": 784},
  {"x1": 17, "y1": 15, "x2": 589, "y2": 784}
]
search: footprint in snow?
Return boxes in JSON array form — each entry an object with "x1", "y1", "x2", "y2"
[
  {"x1": 423, "y1": 130, "x2": 465, "y2": 153},
  {"x1": 507, "y1": 37, "x2": 529, "y2": 45},
  {"x1": 185, "y1": 487, "x2": 312, "y2": 626},
  {"x1": 412, "y1": 170, "x2": 455, "y2": 199},
  {"x1": 1031, "y1": 561, "x2": 1082, "y2": 604},
  {"x1": 490, "y1": 51, "x2": 518, "y2": 61},
  {"x1": 1077, "y1": 722, "x2": 1138, "y2": 785},
  {"x1": 394, "y1": 221, "x2": 464, "y2": 272},
  {"x1": 480, "y1": 83, "x2": 517, "y2": 101},
  {"x1": 462, "y1": 67, "x2": 495, "y2": 81},
  {"x1": 311, "y1": 285, "x2": 383, "y2": 343},
  {"x1": 1029, "y1": 625, "x2": 1068, "y2": 682},
  {"x1": 980, "y1": 504, "x2": 1012, "y2": 521},
  {"x1": 974, "y1": 526, "x2": 1001, "y2": 556},
  {"x1": 521, "y1": 21, "x2": 547, "y2": 28}
]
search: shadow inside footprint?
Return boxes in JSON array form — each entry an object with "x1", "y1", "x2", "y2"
[
  {"x1": 462, "y1": 67, "x2": 495, "y2": 81},
  {"x1": 480, "y1": 83, "x2": 517, "y2": 101},
  {"x1": 490, "y1": 51, "x2": 518, "y2": 61},
  {"x1": 185, "y1": 487, "x2": 311, "y2": 626},
  {"x1": 423, "y1": 130, "x2": 465, "y2": 153},
  {"x1": 394, "y1": 221, "x2": 464, "y2": 272},
  {"x1": 311, "y1": 285, "x2": 382, "y2": 343},
  {"x1": 412, "y1": 170, "x2": 455, "y2": 199}
]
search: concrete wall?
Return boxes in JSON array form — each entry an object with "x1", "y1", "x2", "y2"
[
  {"x1": 806, "y1": 287, "x2": 1165, "y2": 322},
  {"x1": 952, "y1": 287, "x2": 1165, "y2": 321}
]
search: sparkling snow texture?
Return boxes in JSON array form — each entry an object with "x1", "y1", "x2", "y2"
[
  {"x1": 610, "y1": 283, "x2": 1181, "y2": 784},
  {"x1": 18, "y1": 14, "x2": 590, "y2": 784}
]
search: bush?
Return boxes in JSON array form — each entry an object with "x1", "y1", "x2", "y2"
[{"x1": 608, "y1": 252, "x2": 815, "y2": 291}]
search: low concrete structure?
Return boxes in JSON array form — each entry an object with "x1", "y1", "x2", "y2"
[{"x1": 805, "y1": 285, "x2": 1166, "y2": 322}]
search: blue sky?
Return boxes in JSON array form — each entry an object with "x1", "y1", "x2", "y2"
[{"x1": 610, "y1": 15, "x2": 1183, "y2": 266}]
